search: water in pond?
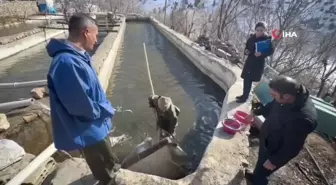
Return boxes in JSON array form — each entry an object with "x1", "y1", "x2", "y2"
[
  {"x1": 106, "y1": 22, "x2": 225, "y2": 171},
  {"x1": 0, "y1": 32, "x2": 107, "y2": 103},
  {"x1": 0, "y1": 41, "x2": 53, "y2": 103}
]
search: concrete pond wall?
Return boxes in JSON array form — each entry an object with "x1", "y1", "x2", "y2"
[
  {"x1": 0, "y1": 29, "x2": 67, "y2": 61},
  {"x1": 114, "y1": 17, "x2": 250, "y2": 185}
]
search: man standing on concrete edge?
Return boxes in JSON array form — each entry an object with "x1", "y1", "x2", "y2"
[
  {"x1": 46, "y1": 14, "x2": 118, "y2": 185},
  {"x1": 246, "y1": 76, "x2": 317, "y2": 185}
]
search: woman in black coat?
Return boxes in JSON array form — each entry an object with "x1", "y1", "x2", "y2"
[{"x1": 236, "y1": 22, "x2": 274, "y2": 103}]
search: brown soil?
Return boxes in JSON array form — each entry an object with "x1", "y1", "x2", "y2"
[
  {"x1": 245, "y1": 130, "x2": 336, "y2": 185},
  {"x1": 0, "y1": 98, "x2": 53, "y2": 155}
]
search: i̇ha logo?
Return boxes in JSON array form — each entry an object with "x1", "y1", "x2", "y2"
[{"x1": 271, "y1": 29, "x2": 298, "y2": 40}]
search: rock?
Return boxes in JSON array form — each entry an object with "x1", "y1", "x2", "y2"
[
  {"x1": 241, "y1": 158, "x2": 249, "y2": 167},
  {"x1": 22, "y1": 112, "x2": 41, "y2": 123},
  {"x1": 44, "y1": 87, "x2": 49, "y2": 95},
  {"x1": 249, "y1": 138, "x2": 259, "y2": 147},
  {"x1": 110, "y1": 134, "x2": 132, "y2": 147},
  {"x1": 211, "y1": 40, "x2": 242, "y2": 64},
  {"x1": 0, "y1": 153, "x2": 35, "y2": 184},
  {"x1": 0, "y1": 139, "x2": 26, "y2": 171},
  {"x1": 31, "y1": 87, "x2": 46, "y2": 99},
  {"x1": 0, "y1": 113, "x2": 10, "y2": 131}
]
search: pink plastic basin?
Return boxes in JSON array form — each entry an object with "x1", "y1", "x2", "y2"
[
  {"x1": 222, "y1": 119, "x2": 242, "y2": 135},
  {"x1": 234, "y1": 110, "x2": 254, "y2": 125}
]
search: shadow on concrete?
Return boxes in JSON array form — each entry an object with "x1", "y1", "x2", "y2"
[
  {"x1": 67, "y1": 174, "x2": 96, "y2": 185},
  {"x1": 213, "y1": 127, "x2": 235, "y2": 140},
  {"x1": 144, "y1": 24, "x2": 225, "y2": 171},
  {"x1": 228, "y1": 100, "x2": 242, "y2": 110},
  {"x1": 189, "y1": 167, "x2": 211, "y2": 185},
  {"x1": 42, "y1": 170, "x2": 56, "y2": 185},
  {"x1": 189, "y1": 167, "x2": 246, "y2": 185},
  {"x1": 227, "y1": 170, "x2": 245, "y2": 185},
  {"x1": 222, "y1": 100, "x2": 242, "y2": 115}
]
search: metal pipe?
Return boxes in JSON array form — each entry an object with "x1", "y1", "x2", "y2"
[
  {"x1": 0, "y1": 80, "x2": 47, "y2": 89},
  {"x1": 6, "y1": 144, "x2": 57, "y2": 185},
  {"x1": 0, "y1": 98, "x2": 35, "y2": 113}
]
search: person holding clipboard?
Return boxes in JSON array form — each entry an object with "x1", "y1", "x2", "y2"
[{"x1": 236, "y1": 22, "x2": 274, "y2": 103}]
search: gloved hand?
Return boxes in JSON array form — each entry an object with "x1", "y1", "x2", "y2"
[
  {"x1": 251, "y1": 101, "x2": 264, "y2": 115},
  {"x1": 252, "y1": 101, "x2": 263, "y2": 109},
  {"x1": 148, "y1": 96, "x2": 155, "y2": 108}
]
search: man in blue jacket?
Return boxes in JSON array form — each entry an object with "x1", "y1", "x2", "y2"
[{"x1": 46, "y1": 14, "x2": 117, "y2": 184}]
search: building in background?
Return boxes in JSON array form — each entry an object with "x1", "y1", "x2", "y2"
[{"x1": 36, "y1": 0, "x2": 56, "y2": 14}]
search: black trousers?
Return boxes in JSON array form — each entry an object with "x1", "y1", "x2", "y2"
[
  {"x1": 81, "y1": 136, "x2": 116, "y2": 184},
  {"x1": 242, "y1": 78, "x2": 253, "y2": 100},
  {"x1": 252, "y1": 147, "x2": 281, "y2": 185}
]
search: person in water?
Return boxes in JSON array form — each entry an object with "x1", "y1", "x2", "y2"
[
  {"x1": 148, "y1": 95, "x2": 180, "y2": 140},
  {"x1": 246, "y1": 76, "x2": 317, "y2": 185},
  {"x1": 236, "y1": 22, "x2": 274, "y2": 103},
  {"x1": 46, "y1": 14, "x2": 118, "y2": 185}
]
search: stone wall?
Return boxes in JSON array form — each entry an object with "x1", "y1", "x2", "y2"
[
  {"x1": 0, "y1": 1, "x2": 38, "y2": 18},
  {"x1": 0, "y1": 28, "x2": 42, "y2": 45}
]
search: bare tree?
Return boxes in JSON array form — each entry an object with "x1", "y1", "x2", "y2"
[
  {"x1": 317, "y1": 58, "x2": 336, "y2": 97},
  {"x1": 331, "y1": 84, "x2": 336, "y2": 97},
  {"x1": 168, "y1": 1, "x2": 197, "y2": 38},
  {"x1": 217, "y1": 0, "x2": 252, "y2": 40},
  {"x1": 147, "y1": 0, "x2": 336, "y2": 94}
]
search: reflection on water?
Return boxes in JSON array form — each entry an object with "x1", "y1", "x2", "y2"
[{"x1": 106, "y1": 23, "x2": 225, "y2": 170}]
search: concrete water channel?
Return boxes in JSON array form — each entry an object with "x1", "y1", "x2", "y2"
[
  {"x1": 2, "y1": 15, "x2": 250, "y2": 185},
  {"x1": 106, "y1": 22, "x2": 224, "y2": 170}
]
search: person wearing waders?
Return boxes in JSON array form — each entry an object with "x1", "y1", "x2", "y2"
[
  {"x1": 236, "y1": 22, "x2": 274, "y2": 103},
  {"x1": 46, "y1": 14, "x2": 119, "y2": 185},
  {"x1": 148, "y1": 95, "x2": 180, "y2": 140},
  {"x1": 245, "y1": 76, "x2": 317, "y2": 185}
]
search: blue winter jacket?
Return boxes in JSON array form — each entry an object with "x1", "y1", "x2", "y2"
[{"x1": 46, "y1": 39, "x2": 115, "y2": 151}]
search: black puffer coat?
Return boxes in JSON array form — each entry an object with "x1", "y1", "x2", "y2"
[
  {"x1": 253, "y1": 86, "x2": 317, "y2": 167},
  {"x1": 241, "y1": 34, "x2": 274, "y2": 82}
]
